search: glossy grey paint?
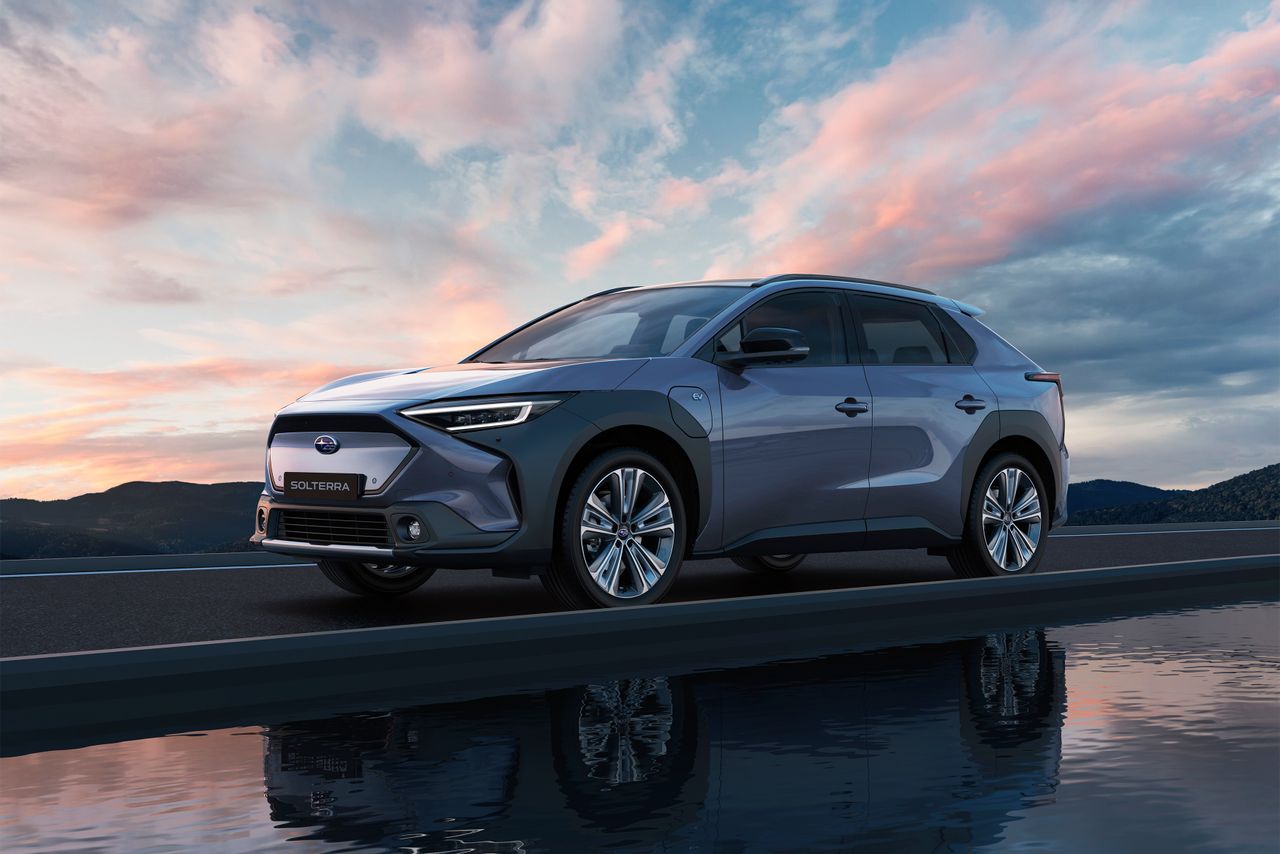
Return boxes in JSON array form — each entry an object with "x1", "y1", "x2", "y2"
[
  {"x1": 254, "y1": 275, "x2": 1068, "y2": 570},
  {"x1": 861, "y1": 363, "x2": 994, "y2": 538},
  {"x1": 718, "y1": 363, "x2": 873, "y2": 547}
]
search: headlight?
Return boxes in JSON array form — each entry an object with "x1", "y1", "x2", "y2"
[{"x1": 400, "y1": 396, "x2": 567, "y2": 432}]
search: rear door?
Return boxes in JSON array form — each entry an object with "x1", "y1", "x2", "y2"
[
  {"x1": 848, "y1": 294, "x2": 993, "y2": 541},
  {"x1": 716, "y1": 289, "x2": 872, "y2": 552}
]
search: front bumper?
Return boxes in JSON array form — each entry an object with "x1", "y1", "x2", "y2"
[{"x1": 252, "y1": 496, "x2": 535, "y2": 568}]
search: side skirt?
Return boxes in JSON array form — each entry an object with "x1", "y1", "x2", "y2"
[{"x1": 698, "y1": 516, "x2": 959, "y2": 559}]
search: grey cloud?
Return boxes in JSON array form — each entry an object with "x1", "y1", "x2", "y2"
[
  {"x1": 940, "y1": 178, "x2": 1279, "y2": 484},
  {"x1": 949, "y1": 182, "x2": 1280, "y2": 403},
  {"x1": 100, "y1": 265, "x2": 203, "y2": 304}
]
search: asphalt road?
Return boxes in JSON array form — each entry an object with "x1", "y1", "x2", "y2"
[
  {"x1": 2, "y1": 526, "x2": 1276, "y2": 657},
  {"x1": 5, "y1": 524, "x2": 1274, "y2": 660}
]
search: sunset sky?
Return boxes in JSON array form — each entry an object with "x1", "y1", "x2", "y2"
[{"x1": 1, "y1": 0, "x2": 1277, "y2": 500}]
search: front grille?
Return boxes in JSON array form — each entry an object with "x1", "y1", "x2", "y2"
[
  {"x1": 277, "y1": 510, "x2": 391, "y2": 547},
  {"x1": 269, "y1": 413, "x2": 415, "y2": 444}
]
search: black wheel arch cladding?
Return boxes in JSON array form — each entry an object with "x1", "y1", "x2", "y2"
[{"x1": 960, "y1": 409, "x2": 1062, "y2": 530}]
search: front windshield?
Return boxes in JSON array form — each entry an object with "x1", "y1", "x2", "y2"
[{"x1": 471, "y1": 286, "x2": 746, "y2": 363}]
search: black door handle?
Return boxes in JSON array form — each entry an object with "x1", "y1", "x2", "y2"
[
  {"x1": 955, "y1": 395, "x2": 986, "y2": 413},
  {"x1": 835, "y1": 397, "x2": 870, "y2": 417}
]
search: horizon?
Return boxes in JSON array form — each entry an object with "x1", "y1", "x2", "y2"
[
  {"x1": 8, "y1": 459, "x2": 1277, "y2": 503},
  {"x1": 2, "y1": 1, "x2": 1278, "y2": 500}
]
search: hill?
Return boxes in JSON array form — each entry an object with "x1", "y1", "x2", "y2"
[
  {"x1": 1, "y1": 481, "x2": 263, "y2": 559},
  {"x1": 1066, "y1": 479, "x2": 1186, "y2": 514},
  {"x1": 1067, "y1": 464, "x2": 1280, "y2": 526},
  {"x1": 1, "y1": 466, "x2": 1275, "y2": 559}
]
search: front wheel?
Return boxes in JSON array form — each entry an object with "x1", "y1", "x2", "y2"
[
  {"x1": 542, "y1": 447, "x2": 687, "y2": 609},
  {"x1": 947, "y1": 453, "x2": 1049, "y2": 578},
  {"x1": 317, "y1": 560, "x2": 435, "y2": 597},
  {"x1": 732, "y1": 554, "x2": 807, "y2": 574}
]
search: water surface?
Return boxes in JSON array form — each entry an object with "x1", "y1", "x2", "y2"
[{"x1": 2, "y1": 599, "x2": 1276, "y2": 852}]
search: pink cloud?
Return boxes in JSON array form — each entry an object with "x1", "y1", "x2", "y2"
[
  {"x1": 0, "y1": 272, "x2": 518, "y2": 499},
  {"x1": 653, "y1": 162, "x2": 751, "y2": 218},
  {"x1": 0, "y1": 8, "x2": 346, "y2": 231},
  {"x1": 357, "y1": 0, "x2": 624, "y2": 164},
  {"x1": 7, "y1": 357, "x2": 377, "y2": 406},
  {"x1": 656, "y1": 177, "x2": 711, "y2": 216},
  {"x1": 565, "y1": 217, "x2": 651, "y2": 281},
  {"x1": 710, "y1": 7, "x2": 1280, "y2": 282},
  {"x1": 0, "y1": 359, "x2": 374, "y2": 498}
]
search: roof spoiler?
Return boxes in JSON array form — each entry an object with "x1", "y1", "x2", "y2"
[{"x1": 950, "y1": 299, "x2": 985, "y2": 317}]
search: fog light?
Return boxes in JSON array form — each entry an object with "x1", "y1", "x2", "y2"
[
  {"x1": 257, "y1": 508, "x2": 267, "y2": 533},
  {"x1": 406, "y1": 519, "x2": 422, "y2": 541}
]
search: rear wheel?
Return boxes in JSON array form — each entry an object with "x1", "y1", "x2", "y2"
[
  {"x1": 948, "y1": 453, "x2": 1048, "y2": 578},
  {"x1": 732, "y1": 554, "x2": 807, "y2": 574},
  {"x1": 317, "y1": 560, "x2": 435, "y2": 597},
  {"x1": 542, "y1": 447, "x2": 687, "y2": 609}
]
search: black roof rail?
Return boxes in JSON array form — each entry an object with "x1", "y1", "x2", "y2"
[{"x1": 751, "y1": 273, "x2": 936, "y2": 296}]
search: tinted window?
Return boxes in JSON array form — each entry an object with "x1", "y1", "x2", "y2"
[
  {"x1": 933, "y1": 307, "x2": 978, "y2": 363},
  {"x1": 850, "y1": 295, "x2": 949, "y2": 365},
  {"x1": 717, "y1": 291, "x2": 847, "y2": 366},
  {"x1": 472, "y1": 286, "x2": 744, "y2": 363}
]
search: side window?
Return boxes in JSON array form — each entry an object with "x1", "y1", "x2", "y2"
[
  {"x1": 932, "y1": 307, "x2": 978, "y2": 364},
  {"x1": 716, "y1": 291, "x2": 848, "y2": 366},
  {"x1": 850, "y1": 295, "x2": 949, "y2": 365}
]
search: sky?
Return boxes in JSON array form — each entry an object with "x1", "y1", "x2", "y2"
[{"x1": 0, "y1": 0, "x2": 1277, "y2": 500}]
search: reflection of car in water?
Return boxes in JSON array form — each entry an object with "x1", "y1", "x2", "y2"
[{"x1": 265, "y1": 630, "x2": 1063, "y2": 852}]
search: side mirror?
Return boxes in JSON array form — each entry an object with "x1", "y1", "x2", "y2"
[{"x1": 716, "y1": 327, "x2": 810, "y2": 369}]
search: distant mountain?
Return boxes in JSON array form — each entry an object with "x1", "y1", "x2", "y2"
[
  {"x1": 1067, "y1": 479, "x2": 1186, "y2": 514},
  {"x1": 1, "y1": 481, "x2": 263, "y2": 559},
  {"x1": 1067, "y1": 464, "x2": 1280, "y2": 526},
  {"x1": 2, "y1": 466, "x2": 1276, "y2": 559}
]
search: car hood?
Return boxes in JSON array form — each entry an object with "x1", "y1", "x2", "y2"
[{"x1": 298, "y1": 358, "x2": 650, "y2": 403}]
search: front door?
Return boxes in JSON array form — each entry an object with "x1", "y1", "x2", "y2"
[{"x1": 716, "y1": 290, "x2": 872, "y2": 552}]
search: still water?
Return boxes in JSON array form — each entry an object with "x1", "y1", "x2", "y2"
[{"x1": 2, "y1": 600, "x2": 1277, "y2": 853}]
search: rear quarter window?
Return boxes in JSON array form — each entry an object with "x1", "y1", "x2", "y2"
[{"x1": 932, "y1": 307, "x2": 978, "y2": 364}]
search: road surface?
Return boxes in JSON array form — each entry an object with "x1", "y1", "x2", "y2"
[{"x1": 2, "y1": 523, "x2": 1275, "y2": 657}]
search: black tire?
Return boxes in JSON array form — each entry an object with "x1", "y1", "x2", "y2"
[
  {"x1": 316, "y1": 560, "x2": 435, "y2": 597},
  {"x1": 948, "y1": 453, "x2": 1049, "y2": 578},
  {"x1": 731, "y1": 554, "x2": 807, "y2": 574},
  {"x1": 542, "y1": 447, "x2": 687, "y2": 609}
]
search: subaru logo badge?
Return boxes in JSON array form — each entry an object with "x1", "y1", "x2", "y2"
[{"x1": 314, "y1": 435, "x2": 340, "y2": 455}]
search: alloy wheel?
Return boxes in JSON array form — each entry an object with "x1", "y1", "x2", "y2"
[
  {"x1": 579, "y1": 466, "x2": 677, "y2": 599},
  {"x1": 981, "y1": 467, "x2": 1043, "y2": 571}
]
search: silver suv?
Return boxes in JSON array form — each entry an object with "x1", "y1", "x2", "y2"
[{"x1": 252, "y1": 274, "x2": 1068, "y2": 607}]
